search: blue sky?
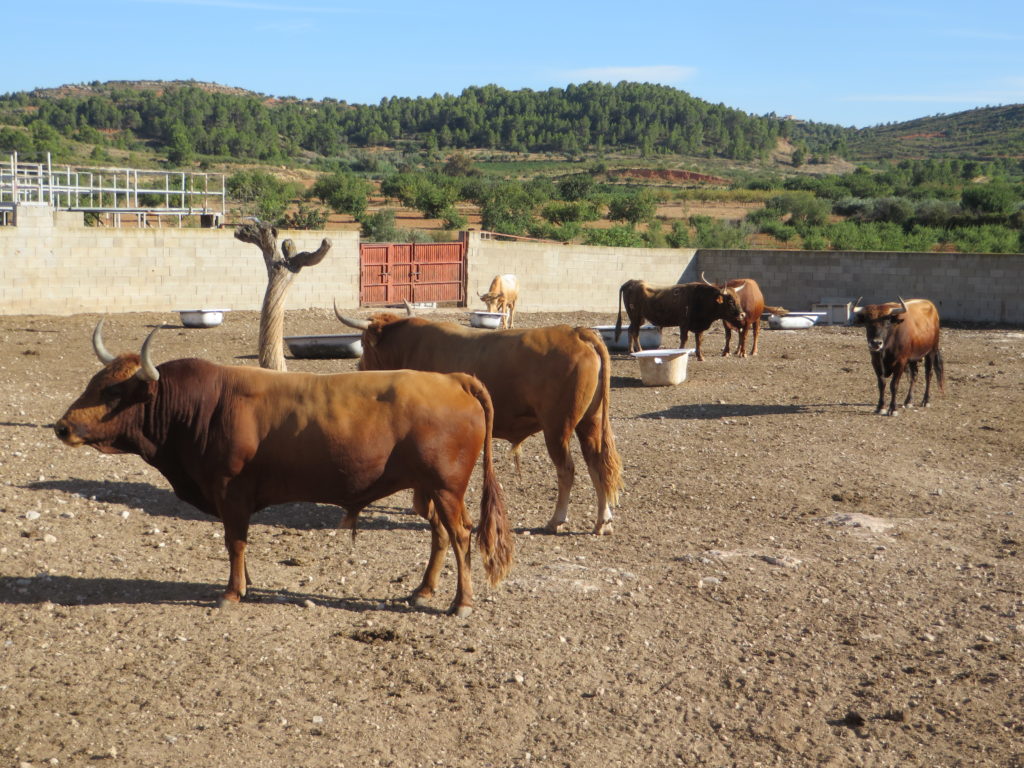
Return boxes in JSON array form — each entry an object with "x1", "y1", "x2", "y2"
[{"x1": 6, "y1": 0, "x2": 1024, "y2": 128}]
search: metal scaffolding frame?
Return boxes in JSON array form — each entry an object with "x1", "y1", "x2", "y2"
[{"x1": 1, "y1": 152, "x2": 226, "y2": 227}]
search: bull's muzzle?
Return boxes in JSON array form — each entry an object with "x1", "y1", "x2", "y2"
[
  {"x1": 54, "y1": 419, "x2": 81, "y2": 446},
  {"x1": 868, "y1": 339, "x2": 884, "y2": 352}
]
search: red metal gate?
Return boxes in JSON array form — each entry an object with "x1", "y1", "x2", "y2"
[{"x1": 358, "y1": 240, "x2": 467, "y2": 306}]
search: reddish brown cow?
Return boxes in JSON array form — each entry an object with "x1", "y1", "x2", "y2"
[
  {"x1": 852, "y1": 297, "x2": 945, "y2": 416},
  {"x1": 336, "y1": 308, "x2": 622, "y2": 535},
  {"x1": 719, "y1": 277, "x2": 766, "y2": 357},
  {"x1": 614, "y1": 277, "x2": 746, "y2": 360},
  {"x1": 54, "y1": 322, "x2": 513, "y2": 616},
  {"x1": 479, "y1": 274, "x2": 519, "y2": 329}
]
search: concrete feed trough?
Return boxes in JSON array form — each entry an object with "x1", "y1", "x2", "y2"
[{"x1": 631, "y1": 348, "x2": 694, "y2": 386}]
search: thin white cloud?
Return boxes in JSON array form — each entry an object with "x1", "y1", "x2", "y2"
[
  {"x1": 135, "y1": 0, "x2": 357, "y2": 12},
  {"x1": 559, "y1": 65, "x2": 697, "y2": 85},
  {"x1": 842, "y1": 88, "x2": 1024, "y2": 104}
]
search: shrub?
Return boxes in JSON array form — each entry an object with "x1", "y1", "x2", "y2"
[
  {"x1": 310, "y1": 171, "x2": 372, "y2": 219},
  {"x1": 583, "y1": 225, "x2": 648, "y2": 248}
]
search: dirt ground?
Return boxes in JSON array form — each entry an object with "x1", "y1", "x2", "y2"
[{"x1": 2, "y1": 308, "x2": 1022, "y2": 768}]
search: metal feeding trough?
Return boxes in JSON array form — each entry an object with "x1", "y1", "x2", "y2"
[
  {"x1": 178, "y1": 309, "x2": 229, "y2": 328},
  {"x1": 284, "y1": 333, "x2": 363, "y2": 359},
  {"x1": 767, "y1": 312, "x2": 826, "y2": 330},
  {"x1": 469, "y1": 311, "x2": 506, "y2": 329},
  {"x1": 592, "y1": 325, "x2": 662, "y2": 352}
]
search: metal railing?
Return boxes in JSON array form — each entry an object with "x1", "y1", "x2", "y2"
[{"x1": 1, "y1": 152, "x2": 226, "y2": 227}]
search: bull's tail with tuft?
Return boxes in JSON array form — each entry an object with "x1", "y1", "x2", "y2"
[
  {"x1": 463, "y1": 376, "x2": 514, "y2": 586},
  {"x1": 934, "y1": 347, "x2": 946, "y2": 392},
  {"x1": 586, "y1": 328, "x2": 624, "y2": 508}
]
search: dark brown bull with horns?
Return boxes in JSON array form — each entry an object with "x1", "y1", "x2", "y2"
[
  {"x1": 614, "y1": 274, "x2": 747, "y2": 360},
  {"x1": 852, "y1": 297, "x2": 945, "y2": 416},
  {"x1": 336, "y1": 304, "x2": 622, "y2": 535},
  {"x1": 54, "y1": 321, "x2": 513, "y2": 616}
]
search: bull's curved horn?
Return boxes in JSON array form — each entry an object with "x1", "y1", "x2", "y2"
[
  {"x1": 333, "y1": 299, "x2": 371, "y2": 331},
  {"x1": 402, "y1": 299, "x2": 415, "y2": 317},
  {"x1": 732, "y1": 281, "x2": 745, "y2": 294},
  {"x1": 92, "y1": 318, "x2": 116, "y2": 365},
  {"x1": 891, "y1": 296, "x2": 909, "y2": 316},
  {"x1": 700, "y1": 271, "x2": 714, "y2": 286},
  {"x1": 137, "y1": 327, "x2": 160, "y2": 382}
]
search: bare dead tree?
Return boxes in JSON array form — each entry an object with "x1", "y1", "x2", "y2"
[{"x1": 234, "y1": 220, "x2": 332, "y2": 371}]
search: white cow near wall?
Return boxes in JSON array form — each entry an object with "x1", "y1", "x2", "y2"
[{"x1": 479, "y1": 274, "x2": 519, "y2": 329}]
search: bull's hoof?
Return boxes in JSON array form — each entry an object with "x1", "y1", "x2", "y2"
[
  {"x1": 216, "y1": 593, "x2": 242, "y2": 608},
  {"x1": 410, "y1": 593, "x2": 432, "y2": 608},
  {"x1": 593, "y1": 521, "x2": 613, "y2": 536},
  {"x1": 543, "y1": 521, "x2": 565, "y2": 534},
  {"x1": 449, "y1": 604, "x2": 473, "y2": 618}
]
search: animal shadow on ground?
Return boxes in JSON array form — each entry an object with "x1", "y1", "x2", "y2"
[
  {"x1": 0, "y1": 574, "x2": 434, "y2": 614},
  {"x1": 27, "y1": 479, "x2": 427, "y2": 532},
  {"x1": 637, "y1": 402, "x2": 850, "y2": 420}
]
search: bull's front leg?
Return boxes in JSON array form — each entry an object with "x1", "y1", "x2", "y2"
[
  {"x1": 721, "y1": 325, "x2": 733, "y2": 357},
  {"x1": 886, "y1": 364, "x2": 905, "y2": 416},
  {"x1": 871, "y1": 355, "x2": 886, "y2": 414},
  {"x1": 218, "y1": 508, "x2": 252, "y2": 606},
  {"x1": 542, "y1": 430, "x2": 575, "y2": 534},
  {"x1": 693, "y1": 331, "x2": 705, "y2": 361}
]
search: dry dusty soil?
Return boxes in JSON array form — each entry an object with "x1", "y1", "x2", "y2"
[{"x1": 2, "y1": 308, "x2": 1023, "y2": 768}]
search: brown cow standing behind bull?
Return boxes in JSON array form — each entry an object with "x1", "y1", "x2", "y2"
[
  {"x1": 479, "y1": 274, "x2": 519, "y2": 329},
  {"x1": 614, "y1": 276, "x2": 746, "y2": 360},
  {"x1": 853, "y1": 297, "x2": 945, "y2": 416},
  {"x1": 336, "y1": 306, "x2": 622, "y2": 535},
  {"x1": 54, "y1": 322, "x2": 514, "y2": 616},
  {"x1": 720, "y1": 278, "x2": 766, "y2": 357}
]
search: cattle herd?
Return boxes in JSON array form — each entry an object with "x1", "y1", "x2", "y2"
[{"x1": 55, "y1": 273, "x2": 945, "y2": 615}]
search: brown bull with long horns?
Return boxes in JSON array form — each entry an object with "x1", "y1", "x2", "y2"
[{"x1": 54, "y1": 321, "x2": 513, "y2": 616}]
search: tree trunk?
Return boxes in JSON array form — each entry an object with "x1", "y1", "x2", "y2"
[{"x1": 234, "y1": 220, "x2": 332, "y2": 371}]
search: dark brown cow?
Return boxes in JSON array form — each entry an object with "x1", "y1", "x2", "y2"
[
  {"x1": 54, "y1": 322, "x2": 513, "y2": 616},
  {"x1": 614, "y1": 276, "x2": 746, "y2": 360},
  {"x1": 852, "y1": 297, "x2": 945, "y2": 416},
  {"x1": 720, "y1": 278, "x2": 766, "y2": 357},
  {"x1": 336, "y1": 308, "x2": 622, "y2": 535}
]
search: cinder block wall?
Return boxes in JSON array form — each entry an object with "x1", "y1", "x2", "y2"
[
  {"x1": 0, "y1": 205, "x2": 360, "y2": 315},
  {"x1": 697, "y1": 249, "x2": 1024, "y2": 324},
  {"x1": 3, "y1": 207, "x2": 1023, "y2": 324},
  {"x1": 466, "y1": 231, "x2": 697, "y2": 313}
]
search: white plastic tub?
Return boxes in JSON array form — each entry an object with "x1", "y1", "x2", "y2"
[{"x1": 631, "y1": 348, "x2": 694, "y2": 386}]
